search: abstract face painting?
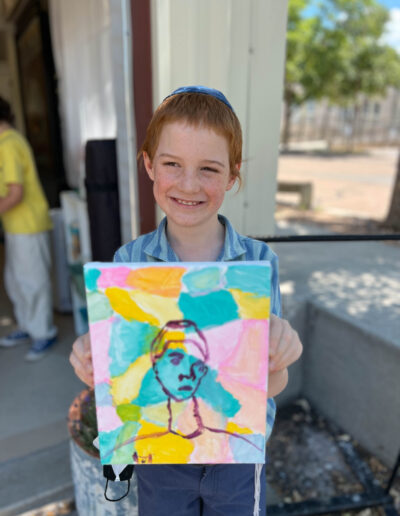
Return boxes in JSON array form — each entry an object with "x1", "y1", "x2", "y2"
[{"x1": 84, "y1": 261, "x2": 271, "y2": 465}]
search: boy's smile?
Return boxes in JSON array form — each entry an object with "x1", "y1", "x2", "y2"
[{"x1": 143, "y1": 122, "x2": 237, "y2": 235}]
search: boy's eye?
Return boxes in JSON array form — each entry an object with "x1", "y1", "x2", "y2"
[
  {"x1": 164, "y1": 161, "x2": 179, "y2": 167},
  {"x1": 201, "y1": 166, "x2": 219, "y2": 173}
]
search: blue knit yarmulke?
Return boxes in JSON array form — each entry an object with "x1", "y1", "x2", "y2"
[{"x1": 163, "y1": 85, "x2": 234, "y2": 112}]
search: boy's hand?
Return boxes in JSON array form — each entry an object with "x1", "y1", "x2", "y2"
[
  {"x1": 69, "y1": 332, "x2": 94, "y2": 388},
  {"x1": 269, "y1": 314, "x2": 302, "y2": 372}
]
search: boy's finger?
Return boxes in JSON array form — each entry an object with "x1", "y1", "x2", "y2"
[
  {"x1": 269, "y1": 314, "x2": 283, "y2": 354},
  {"x1": 70, "y1": 351, "x2": 94, "y2": 387},
  {"x1": 271, "y1": 333, "x2": 303, "y2": 371},
  {"x1": 82, "y1": 333, "x2": 91, "y2": 355}
]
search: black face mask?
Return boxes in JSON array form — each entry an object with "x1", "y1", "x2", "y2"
[{"x1": 103, "y1": 464, "x2": 134, "y2": 502}]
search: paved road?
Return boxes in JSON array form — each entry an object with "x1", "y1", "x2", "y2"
[{"x1": 277, "y1": 147, "x2": 398, "y2": 220}]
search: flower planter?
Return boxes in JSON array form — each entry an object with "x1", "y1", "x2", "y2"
[{"x1": 68, "y1": 390, "x2": 138, "y2": 515}]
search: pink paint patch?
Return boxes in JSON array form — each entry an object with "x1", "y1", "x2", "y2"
[
  {"x1": 200, "y1": 320, "x2": 242, "y2": 366},
  {"x1": 97, "y1": 405, "x2": 123, "y2": 432},
  {"x1": 90, "y1": 320, "x2": 112, "y2": 384},
  {"x1": 216, "y1": 377, "x2": 267, "y2": 434},
  {"x1": 218, "y1": 319, "x2": 269, "y2": 390},
  {"x1": 183, "y1": 399, "x2": 234, "y2": 463},
  {"x1": 97, "y1": 267, "x2": 132, "y2": 289}
]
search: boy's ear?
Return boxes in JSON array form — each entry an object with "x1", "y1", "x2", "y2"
[
  {"x1": 143, "y1": 152, "x2": 154, "y2": 181},
  {"x1": 226, "y1": 163, "x2": 241, "y2": 191}
]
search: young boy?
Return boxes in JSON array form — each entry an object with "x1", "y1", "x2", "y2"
[
  {"x1": 70, "y1": 85, "x2": 302, "y2": 515},
  {"x1": 0, "y1": 96, "x2": 57, "y2": 360}
]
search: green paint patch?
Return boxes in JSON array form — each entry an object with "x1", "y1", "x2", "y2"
[
  {"x1": 116, "y1": 404, "x2": 141, "y2": 422},
  {"x1": 86, "y1": 291, "x2": 113, "y2": 322}
]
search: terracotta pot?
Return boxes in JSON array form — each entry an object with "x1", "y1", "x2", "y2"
[{"x1": 68, "y1": 390, "x2": 138, "y2": 515}]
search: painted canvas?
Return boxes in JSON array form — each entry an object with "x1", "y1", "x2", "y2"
[{"x1": 84, "y1": 261, "x2": 271, "y2": 465}]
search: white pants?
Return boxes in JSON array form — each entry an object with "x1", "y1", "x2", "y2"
[{"x1": 4, "y1": 232, "x2": 57, "y2": 340}]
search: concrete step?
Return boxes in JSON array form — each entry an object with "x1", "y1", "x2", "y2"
[
  {"x1": 276, "y1": 298, "x2": 400, "y2": 468},
  {"x1": 0, "y1": 440, "x2": 74, "y2": 516}
]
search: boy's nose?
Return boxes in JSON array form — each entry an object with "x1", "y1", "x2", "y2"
[{"x1": 179, "y1": 169, "x2": 201, "y2": 193}]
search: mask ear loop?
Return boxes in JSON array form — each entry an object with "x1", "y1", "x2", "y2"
[{"x1": 104, "y1": 478, "x2": 131, "y2": 502}]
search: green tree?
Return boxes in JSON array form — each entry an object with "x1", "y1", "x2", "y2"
[
  {"x1": 283, "y1": 0, "x2": 344, "y2": 146},
  {"x1": 283, "y1": 0, "x2": 400, "y2": 147},
  {"x1": 322, "y1": 0, "x2": 400, "y2": 146}
]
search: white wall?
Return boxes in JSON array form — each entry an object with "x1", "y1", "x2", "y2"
[
  {"x1": 49, "y1": 0, "x2": 139, "y2": 242},
  {"x1": 49, "y1": 0, "x2": 117, "y2": 188},
  {"x1": 151, "y1": 0, "x2": 288, "y2": 236}
]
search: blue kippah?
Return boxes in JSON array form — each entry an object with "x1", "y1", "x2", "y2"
[{"x1": 164, "y1": 85, "x2": 234, "y2": 112}]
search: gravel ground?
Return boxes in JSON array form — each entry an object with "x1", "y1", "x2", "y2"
[{"x1": 266, "y1": 399, "x2": 400, "y2": 515}]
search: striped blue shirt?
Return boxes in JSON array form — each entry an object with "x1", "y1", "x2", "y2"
[{"x1": 114, "y1": 214, "x2": 280, "y2": 441}]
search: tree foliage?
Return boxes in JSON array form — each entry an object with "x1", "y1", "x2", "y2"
[
  {"x1": 320, "y1": 0, "x2": 400, "y2": 104},
  {"x1": 283, "y1": 0, "x2": 400, "y2": 144}
]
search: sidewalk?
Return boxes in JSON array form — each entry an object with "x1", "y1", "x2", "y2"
[{"x1": 0, "y1": 243, "x2": 83, "y2": 515}]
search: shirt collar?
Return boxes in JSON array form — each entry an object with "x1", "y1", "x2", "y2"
[
  {"x1": 217, "y1": 214, "x2": 246, "y2": 261},
  {"x1": 143, "y1": 215, "x2": 246, "y2": 262}
]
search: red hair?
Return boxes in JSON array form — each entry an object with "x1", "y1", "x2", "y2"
[{"x1": 138, "y1": 92, "x2": 242, "y2": 187}]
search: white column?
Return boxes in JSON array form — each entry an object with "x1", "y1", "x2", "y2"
[
  {"x1": 109, "y1": 0, "x2": 140, "y2": 242},
  {"x1": 242, "y1": 0, "x2": 288, "y2": 236}
]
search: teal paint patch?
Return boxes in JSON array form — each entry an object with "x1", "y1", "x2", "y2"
[
  {"x1": 109, "y1": 319, "x2": 158, "y2": 377},
  {"x1": 85, "y1": 268, "x2": 101, "y2": 292},
  {"x1": 101, "y1": 422, "x2": 140, "y2": 463},
  {"x1": 182, "y1": 267, "x2": 222, "y2": 294},
  {"x1": 178, "y1": 290, "x2": 238, "y2": 330},
  {"x1": 153, "y1": 350, "x2": 207, "y2": 401},
  {"x1": 229, "y1": 433, "x2": 265, "y2": 462},
  {"x1": 225, "y1": 265, "x2": 270, "y2": 297},
  {"x1": 134, "y1": 368, "x2": 168, "y2": 406},
  {"x1": 95, "y1": 382, "x2": 112, "y2": 405},
  {"x1": 197, "y1": 369, "x2": 240, "y2": 417},
  {"x1": 86, "y1": 292, "x2": 113, "y2": 322},
  {"x1": 99, "y1": 427, "x2": 121, "y2": 463}
]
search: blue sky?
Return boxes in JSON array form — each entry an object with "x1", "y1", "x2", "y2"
[
  {"x1": 303, "y1": 0, "x2": 400, "y2": 52},
  {"x1": 378, "y1": 0, "x2": 400, "y2": 52},
  {"x1": 305, "y1": 0, "x2": 399, "y2": 15},
  {"x1": 378, "y1": 0, "x2": 400, "y2": 8}
]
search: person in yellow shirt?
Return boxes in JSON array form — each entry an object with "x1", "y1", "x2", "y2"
[{"x1": 0, "y1": 96, "x2": 57, "y2": 360}]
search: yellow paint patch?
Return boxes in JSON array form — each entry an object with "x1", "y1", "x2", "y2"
[
  {"x1": 105, "y1": 287, "x2": 159, "y2": 325},
  {"x1": 135, "y1": 420, "x2": 194, "y2": 463},
  {"x1": 128, "y1": 290, "x2": 183, "y2": 327},
  {"x1": 229, "y1": 289, "x2": 270, "y2": 319},
  {"x1": 160, "y1": 330, "x2": 186, "y2": 346},
  {"x1": 111, "y1": 354, "x2": 152, "y2": 405},
  {"x1": 126, "y1": 267, "x2": 186, "y2": 298},
  {"x1": 141, "y1": 401, "x2": 185, "y2": 427},
  {"x1": 226, "y1": 421, "x2": 253, "y2": 435}
]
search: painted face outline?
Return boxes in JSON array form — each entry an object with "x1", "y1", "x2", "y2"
[{"x1": 151, "y1": 320, "x2": 209, "y2": 401}]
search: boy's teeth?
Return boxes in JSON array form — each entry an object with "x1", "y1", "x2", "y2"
[{"x1": 176, "y1": 199, "x2": 199, "y2": 206}]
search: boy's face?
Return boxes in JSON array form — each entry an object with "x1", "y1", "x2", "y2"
[{"x1": 143, "y1": 121, "x2": 238, "y2": 232}]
